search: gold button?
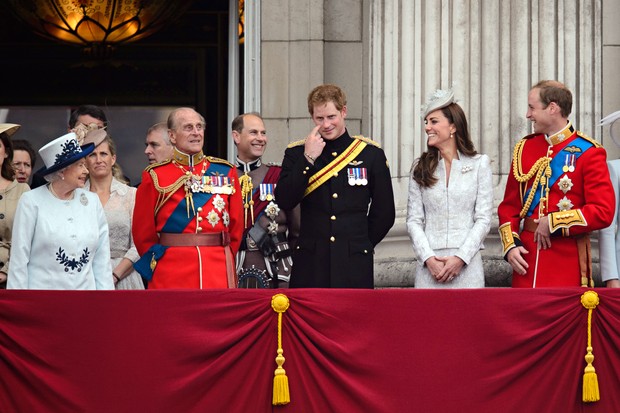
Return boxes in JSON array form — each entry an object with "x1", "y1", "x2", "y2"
[
  {"x1": 330, "y1": 236, "x2": 335, "y2": 242},
  {"x1": 363, "y1": 250, "x2": 368, "y2": 254},
  {"x1": 333, "y1": 172, "x2": 338, "y2": 177},
  {"x1": 197, "y1": 226, "x2": 203, "y2": 232},
  {"x1": 305, "y1": 166, "x2": 309, "y2": 170},
  {"x1": 197, "y1": 216, "x2": 203, "y2": 222},
  {"x1": 332, "y1": 152, "x2": 337, "y2": 156},
  {"x1": 197, "y1": 207, "x2": 203, "y2": 212},
  {"x1": 303, "y1": 171, "x2": 307, "y2": 175},
  {"x1": 332, "y1": 193, "x2": 338, "y2": 199},
  {"x1": 296, "y1": 246, "x2": 300, "y2": 249},
  {"x1": 331, "y1": 215, "x2": 336, "y2": 220},
  {"x1": 186, "y1": 171, "x2": 191, "y2": 176}
]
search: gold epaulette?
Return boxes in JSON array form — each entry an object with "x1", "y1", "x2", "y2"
[
  {"x1": 144, "y1": 158, "x2": 172, "y2": 172},
  {"x1": 353, "y1": 135, "x2": 381, "y2": 148},
  {"x1": 206, "y1": 156, "x2": 234, "y2": 168},
  {"x1": 287, "y1": 138, "x2": 306, "y2": 148},
  {"x1": 577, "y1": 131, "x2": 602, "y2": 148}
]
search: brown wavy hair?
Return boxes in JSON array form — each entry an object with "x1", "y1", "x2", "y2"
[
  {"x1": 412, "y1": 103, "x2": 477, "y2": 188},
  {"x1": 0, "y1": 132, "x2": 15, "y2": 181}
]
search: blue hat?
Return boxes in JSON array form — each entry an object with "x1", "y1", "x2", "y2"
[{"x1": 38, "y1": 132, "x2": 94, "y2": 176}]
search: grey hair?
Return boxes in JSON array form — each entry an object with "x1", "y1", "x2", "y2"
[{"x1": 43, "y1": 169, "x2": 65, "y2": 183}]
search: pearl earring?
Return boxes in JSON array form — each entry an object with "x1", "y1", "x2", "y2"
[{"x1": 450, "y1": 133, "x2": 454, "y2": 139}]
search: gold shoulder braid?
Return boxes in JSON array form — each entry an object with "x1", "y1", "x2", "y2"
[
  {"x1": 144, "y1": 158, "x2": 172, "y2": 172},
  {"x1": 577, "y1": 131, "x2": 602, "y2": 148},
  {"x1": 149, "y1": 169, "x2": 190, "y2": 216},
  {"x1": 287, "y1": 138, "x2": 306, "y2": 148},
  {"x1": 353, "y1": 135, "x2": 381, "y2": 148},
  {"x1": 207, "y1": 156, "x2": 234, "y2": 168},
  {"x1": 512, "y1": 139, "x2": 552, "y2": 218}
]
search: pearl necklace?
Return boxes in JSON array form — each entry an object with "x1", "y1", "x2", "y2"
[{"x1": 48, "y1": 183, "x2": 74, "y2": 200}]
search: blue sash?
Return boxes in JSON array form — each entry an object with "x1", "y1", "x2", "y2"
[{"x1": 524, "y1": 137, "x2": 593, "y2": 216}]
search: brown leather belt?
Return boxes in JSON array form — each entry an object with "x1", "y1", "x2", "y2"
[
  {"x1": 523, "y1": 218, "x2": 537, "y2": 232},
  {"x1": 159, "y1": 232, "x2": 231, "y2": 247}
]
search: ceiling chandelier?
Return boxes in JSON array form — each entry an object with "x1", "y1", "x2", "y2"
[{"x1": 7, "y1": 0, "x2": 193, "y2": 55}]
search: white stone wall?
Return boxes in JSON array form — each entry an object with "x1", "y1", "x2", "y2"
[{"x1": 257, "y1": 0, "x2": 618, "y2": 286}]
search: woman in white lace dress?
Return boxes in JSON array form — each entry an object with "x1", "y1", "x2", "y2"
[
  {"x1": 85, "y1": 134, "x2": 144, "y2": 290},
  {"x1": 406, "y1": 89, "x2": 493, "y2": 288}
]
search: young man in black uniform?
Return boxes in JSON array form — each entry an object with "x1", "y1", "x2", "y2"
[{"x1": 275, "y1": 84, "x2": 395, "y2": 288}]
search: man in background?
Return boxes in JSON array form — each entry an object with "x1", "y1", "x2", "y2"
[{"x1": 144, "y1": 122, "x2": 174, "y2": 165}]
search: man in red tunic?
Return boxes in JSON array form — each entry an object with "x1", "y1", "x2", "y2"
[
  {"x1": 498, "y1": 80, "x2": 615, "y2": 287},
  {"x1": 133, "y1": 108, "x2": 243, "y2": 289}
]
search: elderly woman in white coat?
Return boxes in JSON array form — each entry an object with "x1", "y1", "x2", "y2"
[
  {"x1": 8, "y1": 132, "x2": 113, "y2": 290},
  {"x1": 598, "y1": 110, "x2": 620, "y2": 288},
  {"x1": 406, "y1": 89, "x2": 493, "y2": 288}
]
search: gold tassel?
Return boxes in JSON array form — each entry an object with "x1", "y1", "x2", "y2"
[
  {"x1": 239, "y1": 173, "x2": 254, "y2": 228},
  {"x1": 271, "y1": 293, "x2": 290, "y2": 405},
  {"x1": 580, "y1": 291, "x2": 600, "y2": 403}
]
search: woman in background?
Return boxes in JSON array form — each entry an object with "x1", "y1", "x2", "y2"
[
  {"x1": 598, "y1": 110, "x2": 620, "y2": 288},
  {"x1": 406, "y1": 89, "x2": 493, "y2": 288},
  {"x1": 0, "y1": 124, "x2": 30, "y2": 288},
  {"x1": 8, "y1": 132, "x2": 112, "y2": 290},
  {"x1": 12, "y1": 139, "x2": 36, "y2": 185},
  {"x1": 85, "y1": 133, "x2": 143, "y2": 289}
]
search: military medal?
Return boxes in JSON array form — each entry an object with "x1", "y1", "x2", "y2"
[
  {"x1": 209, "y1": 175, "x2": 234, "y2": 195},
  {"x1": 562, "y1": 154, "x2": 570, "y2": 173},
  {"x1": 260, "y1": 183, "x2": 276, "y2": 201},
  {"x1": 558, "y1": 175, "x2": 573, "y2": 194},
  {"x1": 568, "y1": 154, "x2": 575, "y2": 172},
  {"x1": 359, "y1": 168, "x2": 368, "y2": 185},
  {"x1": 265, "y1": 201, "x2": 280, "y2": 220},
  {"x1": 347, "y1": 168, "x2": 356, "y2": 186},
  {"x1": 347, "y1": 168, "x2": 368, "y2": 186}
]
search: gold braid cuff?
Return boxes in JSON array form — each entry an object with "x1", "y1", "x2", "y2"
[
  {"x1": 548, "y1": 209, "x2": 587, "y2": 233},
  {"x1": 498, "y1": 222, "x2": 520, "y2": 255}
]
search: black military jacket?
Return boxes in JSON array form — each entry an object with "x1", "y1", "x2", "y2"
[{"x1": 275, "y1": 130, "x2": 395, "y2": 288}]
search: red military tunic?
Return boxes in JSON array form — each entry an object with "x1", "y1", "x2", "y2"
[
  {"x1": 133, "y1": 150, "x2": 243, "y2": 289},
  {"x1": 498, "y1": 122, "x2": 615, "y2": 287}
]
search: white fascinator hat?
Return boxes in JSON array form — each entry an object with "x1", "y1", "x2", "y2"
[
  {"x1": 601, "y1": 110, "x2": 620, "y2": 147},
  {"x1": 421, "y1": 88, "x2": 457, "y2": 118}
]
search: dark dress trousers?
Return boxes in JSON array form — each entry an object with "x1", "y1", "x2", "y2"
[{"x1": 275, "y1": 130, "x2": 395, "y2": 288}]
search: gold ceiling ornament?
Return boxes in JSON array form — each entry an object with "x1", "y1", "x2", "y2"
[
  {"x1": 238, "y1": 0, "x2": 245, "y2": 44},
  {"x1": 7, "y1": 0, "x2": 192, "y2": 56}
]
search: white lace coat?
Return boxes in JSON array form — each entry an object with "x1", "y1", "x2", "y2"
[
  {"x1": 406, "y1": 153, "x2": 493, "y2": 287},
  {"x1": 85, "y1": 178, "x2": 143, "y2": 290}
]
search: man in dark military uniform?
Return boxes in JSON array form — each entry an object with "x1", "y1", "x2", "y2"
[
  {"x1": 232, "y1": 112, "x2": 300, "y2": 288},
  {"x1": 275, "y1": 84, "x2": 395, "y2": 288}
]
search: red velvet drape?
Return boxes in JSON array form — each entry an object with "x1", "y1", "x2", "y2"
[{"x1": 0, "y1": 289, "x2": 618, "y2": 413}]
